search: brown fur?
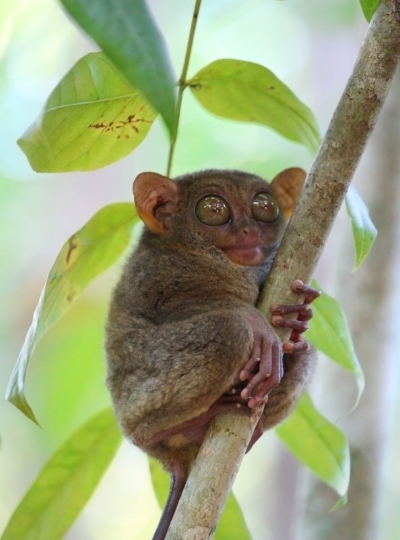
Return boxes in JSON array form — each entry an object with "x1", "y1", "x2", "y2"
[{"x1": 105, "y1": 168, "x2": 315, "y2": 539}]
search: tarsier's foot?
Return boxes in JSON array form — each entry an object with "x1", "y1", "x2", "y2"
[{"x1": 270, "y1": 280, "x2": 320, "y2": 354}]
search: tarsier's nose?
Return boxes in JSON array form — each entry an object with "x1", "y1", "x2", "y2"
[{"x1": 237, "y1": 221, "x2": 258, "y2": 239}]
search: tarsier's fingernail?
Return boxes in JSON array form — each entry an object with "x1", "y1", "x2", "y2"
[
  {"x1": 292, "y1": 279, "x2": 304, "y2": 290},
  {"x1": 256, "y1": 357, "x2": 261, "y2": 362},
  {"x1": 283, "y1": 342, "x2": 295, "y2": 353},
  {"x1": 230, "y1": 388, "x2": 237, "y2": 394},
  {"x1": 241, "y1": 389, "x2": 248, "y2": 398}
]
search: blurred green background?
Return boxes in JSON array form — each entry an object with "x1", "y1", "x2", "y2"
[{"x1": 1, "y1": 1, "x2": 399, "y2": 539}]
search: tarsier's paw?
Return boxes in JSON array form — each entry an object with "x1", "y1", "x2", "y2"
[
  {"x1": 239, "y1": 312, "x2": 283, "y2": 409},
  {"x1": 270, "y1": 280, "x2": 320, "y2": 354}
]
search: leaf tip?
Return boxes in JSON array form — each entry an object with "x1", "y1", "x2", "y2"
[
  {"x1": 330, "y1": 493, "x2": 348, "y2": 511},
  {"x1": 5, "y1": 387, "x2": 41, "y2": 427}
]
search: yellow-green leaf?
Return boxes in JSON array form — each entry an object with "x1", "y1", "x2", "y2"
[
  {"x1": 276, "y1": 393, "x2": 350, "y2": 497},
  {"x1": 345, "y1": 185, "x2": 377, "y2": 270},
  {"x1": 6, "y1": 203, "x2": 138, "y2": 423},
  {"x1": 189, "y1": 59, "x2": 321, "y2": 153},
  {"x1": 149, "y1": 458, "x2": 251, "y2": 540},
  {"x1": 60, "y1": 0, "x2": 176, "y2": 134},
  {"x1": 0, "y1": 408, "x2": 122, "y2": 540},
  {"x1": 359, "y1": 0, "x2": 381, "y2": 21},
  {"x1": 306, "y1": 280, "x2": 364, "y2": 407},
  {"x1": 18, "y1": 53, "x2": 158, "y2": 172}
]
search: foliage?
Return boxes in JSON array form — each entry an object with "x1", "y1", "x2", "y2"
[
  {"x1": 188, "y1": 59, "x2": 321, "y2": 153},
  {"x1": 18, "y1": 53, "x2": 158, "y2": 172},
  {"x1": 276, "y1": 393, "x2": 350, "y2": 497},
  {"x1": 345, "y1": 185, "x2": 378, "y2": 270},
  {"x1": 60, "y1": 0, "x2": 176, "y2": 134},
  {"x1": 6, "y1": 203, "x2": 138, "y2": 424},
  {"x1": 3, "y1": 0, "x2": 379, "y2": 538},
  {"x1": 0, "y1": 409, "x2": 122, "y2": 540},
  {"x1": 359, "y1": 0, "x2": 381, "y2": 21},
  {"x1": 306, "y1": 280, "x2": 365, "y2": 406}
]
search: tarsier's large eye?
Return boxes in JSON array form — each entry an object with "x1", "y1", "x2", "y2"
[
  {"x1": 252, "y1": 193, "x2": 280, "y2": 222},
  {"x1": 195, "y1": 196, "x2": 231, "y2": 226}
]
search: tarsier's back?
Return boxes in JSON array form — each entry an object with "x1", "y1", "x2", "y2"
[{"x1": 105, "y1": 168, "x2": 318, "y2": 540}]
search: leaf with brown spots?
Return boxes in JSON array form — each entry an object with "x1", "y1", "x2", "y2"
[
  {"x1": 60, "y1": 0, "x2": 176, "y2": 135},
  {"x1": 6, "y1": 203, "x2": 139, "y2": 423},
  {"x1": 18, "y1": 53, "x2": 158, "y2": 172}
]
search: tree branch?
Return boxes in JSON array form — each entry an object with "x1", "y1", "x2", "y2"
[{"x1": 165, "y1": 1, "x2": 400, "y2": 538}]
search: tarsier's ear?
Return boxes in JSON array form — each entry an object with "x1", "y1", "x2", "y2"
[
  {"x1": 133, "y1": 172, "x2": 180, "y2": 234},
  {"x1": 270, "y1": 167, "x2": 307, "y2": 219}
]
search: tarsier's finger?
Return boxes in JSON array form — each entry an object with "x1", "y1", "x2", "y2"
[
  {"x1": 248, "y1": 378, "x2": 275, "y2": 407},
  {"x1": 241, "y1": 339, "x2": 271, "y2": 397},
  {"x1": 291, "y1": 280, "x2": 321, "y2": 304},
  {"x1": 283, "y1": 338, "x2": 310, "y2": 354},
  {"x1": 241, "y1": 372, "x2": 265, "y2": 400},
  {"x1": 242, "y1": 341, "x2": 282, "y2": 406},
  {"x1": 270, "y1": 316, "x2": 309, "y2": 332},
  {"x1": 248, "y1": 343, "x2": 283, "y2": 408},
  {"x1": 240, "y1": 339, "x2": 262, "y2": 381},
  {"x1": 270, "y1": 303, "x2": 312, "y2": 316},
  {"x1": 297, "y1": 306, "x2": 313, "y2": 322},
  {"x1": 271, "y1": 303, "x2": 313, "y2": 323}
]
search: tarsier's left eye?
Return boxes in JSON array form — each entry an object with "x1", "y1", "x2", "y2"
[
  {"x1": 252, "y1": 193, "x2": 280, "y2": 222},
  {"x1": 195, "y1": 196, "x2": 231, "y2": 226}
]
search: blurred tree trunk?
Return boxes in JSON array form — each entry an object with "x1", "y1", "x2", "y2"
[
  {"x1": 302, "y1": 68, "x2": 400, "y2": 540},
  {"x1": 269, "y1": 445, "x2": 307, "y2": 540}
]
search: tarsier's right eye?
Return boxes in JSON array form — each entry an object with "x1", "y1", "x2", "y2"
[{"x1": 195, "y1": 196, "x2": 231, "y2": 226}]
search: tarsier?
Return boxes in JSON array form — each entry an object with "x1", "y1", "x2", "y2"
[{"x1": 105, "y1": 168, "x2": 320, "y2": 540}]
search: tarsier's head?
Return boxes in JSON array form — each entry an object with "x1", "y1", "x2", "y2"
[{"x1": 133, "y1": 168, "x2": 306, "y2": 267}]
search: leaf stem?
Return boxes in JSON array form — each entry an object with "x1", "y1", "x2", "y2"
[{"x1": 166, "y1": 0, "x2": 202, "y2": 176}]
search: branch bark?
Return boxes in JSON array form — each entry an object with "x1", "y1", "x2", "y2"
[
  {"x1": 165, "y1": 2, "x2": 400, "y2": 538},
  {"x1": 303, "y1": 67, "x2": 400, "y2": 540}
]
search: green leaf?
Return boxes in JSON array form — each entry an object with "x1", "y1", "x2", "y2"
[
  {"x1": 359, "y1": 0, "x2": 381, "y2": 21},
  {"x1": 276, "y1": 393, "x2": 350, "y2": 497},
  {"x1": 60, "y1": 0, "x2": 176, "y2": 135},
  {"x1": 149, "y1": 457, "x2": 170, "y2": 510},
  {"x1": 6, "y1": 203, "x2": 138, "y2": 423},
  {"x1": 149, "y1": 458, "x2": 251, "y2": 540},
  {"x1": 215, "y1": 493, "x2": 251, "y2": 540},
  {"x1": 18, "y1": 53, "x2": 158, "y2": 172},
  {"x1": 345, "y1": 185, "x2": 377, "y2": 270},
  {"x1": 188, "y1": 59, "x2": 321, "y2": 153},
  {"x1": 306, "y1": 280, "x2": 365, "y2": 406},
  {"x1": 331, "y1": 494, "x2": 348, "y2": 511},
  {"x1": 0, "y1": 408, "x2": 122, "y2": 540}
]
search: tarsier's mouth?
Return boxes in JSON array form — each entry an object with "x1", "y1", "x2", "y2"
[{"x1": 223, "y1": 245, "x2": 264, "y2": 266}]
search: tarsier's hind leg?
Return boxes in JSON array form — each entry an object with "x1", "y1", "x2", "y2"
[{"x1": 120, "y1": 309, "x2": 253, "y2": 447}]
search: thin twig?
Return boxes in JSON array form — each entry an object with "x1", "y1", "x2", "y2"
[
  {"x1": 166, "y1": 0, "x2": 202, "y2": 176},
  {"x1": 165, "y1": 1, "x2": 400, "y2": 538}
]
